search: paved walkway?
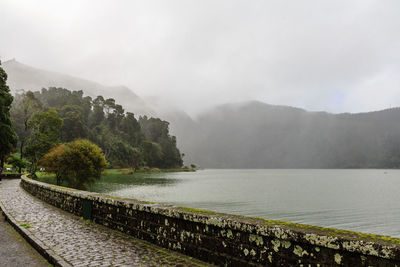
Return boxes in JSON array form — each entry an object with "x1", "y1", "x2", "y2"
[
  {"x1": 0, "y1": 210, "x2": 49, "y2": 266},
  {"x1": 0, "y1": 179, "x2": 210, "y2": 266}
]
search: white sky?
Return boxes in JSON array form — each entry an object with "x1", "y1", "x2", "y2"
[{"x1": 1, "y1": 0, "x2": 400, "y2": 114}]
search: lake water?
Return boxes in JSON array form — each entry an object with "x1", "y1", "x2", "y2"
[{"x1": 88, "y1": 169, "x2": 400, "y2": 237}]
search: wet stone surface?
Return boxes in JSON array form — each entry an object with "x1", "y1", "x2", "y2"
[
  {"x1": 0, "y1": 210, "x2": 49, "y2": 267},
  {"x1": 0, "y1": 179, "x2": 211, "y2": 267}
]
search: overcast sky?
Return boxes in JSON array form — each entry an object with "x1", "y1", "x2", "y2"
[{"x1": 1, "y1": 0, "x2": 400, "y2": 115}]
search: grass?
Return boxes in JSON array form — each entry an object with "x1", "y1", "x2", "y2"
[
  {"x1": 35, "y1": 168, "x2": 184, "y2": 191},
  {"x1": 176, "y1": 206, "x2": 217, "y2": 215},
  {"x1": 35, "y1": 172, "x2": 57, "y2": 185},
  {"x1": 35, "y1": 167, "x2": 194, "y2": 183},
  {"x1": 19, "y1": 223, "x2": 31, "y2": 229},
  {"x1": 111, "y1": 167, "x2": 196, "y2": 174}
]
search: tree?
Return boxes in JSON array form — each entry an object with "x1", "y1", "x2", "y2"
[
  {"x1": 15, "y1": 88, "x2": 183, "y2": 170},
  {"x1": 131, "y1": 147, "x2": 143, "y2": 172},
  {"x1": 58, "y1": 105, "x2": 87, "y2": 142},
  {"x1": 0, "y1": 62, "x2": 17, "y2": 174},
  {"x1": 89, "y1": 96, "x2": 105, "y2": 128},
  {"x1": 40, "y1": 144, "x2": 68, "y2": 185},
  {"x1": 120, "y1": 112, "x2": 143, "y2": 147},
  {"x1": 139, "y1": 116, "x2": 183, "y2": 168},
  {"x1": 25, "y1": 109, "x2": 63, "y2": 175},
  {"x1": 103, "y1": 98, "x2": 115, "y2": 116},
  {"x1": 7, "y1": 155, "x2": 27, "y2": 173},
  {"x1": 141, "y1": 140, "x2": 163, "y2": 167},
  {"x1": 10, "y1": 91, "x2": 42, "y2": 161},
  {"x1": 40, "y1": 139, "x2": 108, "y2": 189}
]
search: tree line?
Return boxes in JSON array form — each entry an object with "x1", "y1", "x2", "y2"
[
  {"x1": 0, "y1": 63, "x2": 183, "y2": 179},
  {"x1": 176, "y1": 101, "x2": 400, "y2": 168}
]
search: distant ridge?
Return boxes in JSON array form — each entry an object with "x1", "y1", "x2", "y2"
[
  {"x1": 167, "y1": 101, "x2": 400, "y2": 168},
  {"x1": 2, "y1": 59, "x2": 154, "y2": 116},
  {"x1": 4, "y1": 59, "x2": 400, "y2": 168}
]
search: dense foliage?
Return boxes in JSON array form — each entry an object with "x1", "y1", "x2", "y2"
[
  {"x1": 11, "y1": 87, "x2": 183, "y2": 171},
  {"x1": 40, "y1": 139, "x2": 108, "y2": 189},
  {"x1": 0, "y1": 63, "x2": 17, "y2": 173},
  {"x1": 25, "y1": 109, "x2": 63, "y2": 174}
]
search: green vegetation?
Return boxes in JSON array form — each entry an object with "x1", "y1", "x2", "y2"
[
  {"x1": 10, "y1": 91, "x2": 42, "y2": 168},
  {"x1": 256, "y1": 217, "x2": 400, "y2": 246},
  {"x1": 36, "y1": 167, "x2": 194, "y2": 190},
  {"x1": 0, "y1": 62, "x2": 17, "y2": 174},
  {"x1": 165, "y1": 206, "x2": 400, "y2": 246},
  {"x1": 24, "y1": 109, "x2": 63, "y2": 175},
  {"x1": 10, "y1": 87, "x2": 184, "y2": 178},
  {"x1": 40, "y1": 139, "x2": 108, "y2": 189},
  {"x1": 139, "y1": 117, "x2": 183, "y2": 168},
  {"x1": 0, "y1": 62, "x2": 186, "y2": 186},
  {"x1": 7, "y1": 155, "x2": 27, "y2": 173},
  {"x1": 176, "y1": 207, "x2": 216, "y2": 215},
  {"x1": 19, "y1": 223, "x2": 31, "y2": 229},
  {"x1": 35, "y1": 172, "x2": 56, "y2": 184}
]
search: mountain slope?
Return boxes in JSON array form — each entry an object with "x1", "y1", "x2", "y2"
[
  {"x1": 171, "y1": 101, "x2": 400, "y2": 168},
  {"x1": 3, "y1": 59, "x2": 154, "y2": 116},
  {"x1": 4, "y1": 59, "x2": 400, "y2": 168}
]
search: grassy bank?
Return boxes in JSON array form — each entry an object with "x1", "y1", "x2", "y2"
[{"x1": 36, "y1": 167, "x2": 195, "y2": 186}]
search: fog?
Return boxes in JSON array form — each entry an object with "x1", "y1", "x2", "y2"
[{"x1": 1, "y1": 0, "x2": 400, "y2": 115}]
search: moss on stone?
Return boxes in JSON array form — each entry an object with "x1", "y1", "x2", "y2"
[
  {"x1": 255, "y1": 217, "x2": 400, "y2": 246},
  {"x1": 19, "y1": 223, "x2": 31, "y2": 229},
  {"x1": 100, "y1": 193, "x2": 157, "y2": 204},
  {"x1": 176, "y1": 206, "x2": 217, "y2": 215}
]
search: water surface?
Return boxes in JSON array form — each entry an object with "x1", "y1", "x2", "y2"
[{"x1": 88, "y1": 169, "x2": 400, "y2": 237}]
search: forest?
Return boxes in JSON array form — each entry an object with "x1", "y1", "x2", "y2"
[
  {"x1": 9, "y1": 87, "x2": 183, "y2": 174},
  {"x1": 174, "y1": 101, "x2": 400, "y2": 168}
]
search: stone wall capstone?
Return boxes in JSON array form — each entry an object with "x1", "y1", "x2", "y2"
[{"x1": 21, "y1": 178, "x2": 400, "y2": 266}]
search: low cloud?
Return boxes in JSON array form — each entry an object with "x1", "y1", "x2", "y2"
[{"x1": 1, "y1": 0, "x2": 399, "y2": 114}]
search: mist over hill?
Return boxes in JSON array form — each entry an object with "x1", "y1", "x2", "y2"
[
  {"x1": 4, "y1": 59, "x2": 400, "y2": 168},
  {"x1": 168, "y1": 101, "x2": 400, "y2": 168},
  {"x1": 3, "y1": 59, "x2": 154, "y2": 116}
]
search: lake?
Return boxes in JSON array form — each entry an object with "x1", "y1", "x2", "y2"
[{"x1": 88, "y1": 169, "x2": 400, "y2": 237}]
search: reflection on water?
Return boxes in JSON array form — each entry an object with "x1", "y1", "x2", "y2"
[
  {"x1": 89, "y1": 169, "x2": 400, "y2": 237},
  {"x1": 88, "y1": 172, "x2": 179, "y2": 193}
]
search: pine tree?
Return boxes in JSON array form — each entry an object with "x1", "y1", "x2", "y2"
[{"x1": 0, "y1": 61, "x2": 17, "y2": 174}]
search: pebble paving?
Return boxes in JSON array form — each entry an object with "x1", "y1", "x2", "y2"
[{"x1": 0, "y1": 179, "x2": 211, "y2": 266}]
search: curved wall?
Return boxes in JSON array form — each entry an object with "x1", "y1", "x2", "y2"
[{"x1": 21, "y1": 178, "x2": 400, "y2": 266}]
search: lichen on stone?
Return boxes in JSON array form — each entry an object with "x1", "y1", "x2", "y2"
[
  {"x1": 249, "y1": 234, "x2": 264, "y2": 246},
  {"x1": 334, "y1": 253, "x2": 342, "y2": 265},
  {"x1": 293, "y1": 245, "x2": 309, "y2": 257},
  {"x1": 271, "y1": 239, "x2": 281, "y2": 252}
]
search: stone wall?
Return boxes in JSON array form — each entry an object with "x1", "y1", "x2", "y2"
[{"x1": 21, "y1": 178, "x2": 400, "y2": 266}]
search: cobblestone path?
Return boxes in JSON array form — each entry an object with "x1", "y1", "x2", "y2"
[{"x1": 0, "y1": 179, "x2": 211, "y2": 266}]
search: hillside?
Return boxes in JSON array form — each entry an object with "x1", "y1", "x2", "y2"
[
  {"x1": 5, "y1": 59, "x2": 400, "y2": 168},
  {"x1": 10, "y1": 87, "x2": 183, "y2": 170},
  {"x1": 170, "y1": 101, "x2": 400, "y2": 168},
  {"x1": 3, "y1": 59, "x2": 154, "y2": 116}
]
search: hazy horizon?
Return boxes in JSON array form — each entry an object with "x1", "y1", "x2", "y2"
[{"x1": 1, "y1": 0, "x2": 400, "y2": 115}]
